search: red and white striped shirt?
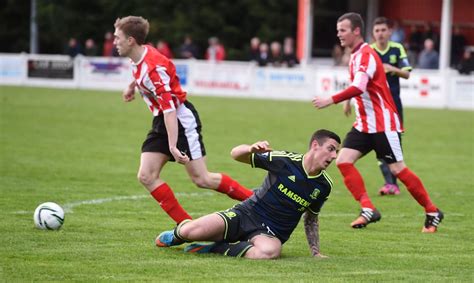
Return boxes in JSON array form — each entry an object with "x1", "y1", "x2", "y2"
[
  {"x1": 349, "y1": 43, "x2": 403, "y2": 133},
  {"x1": 132, "y1": 45, "x2": 186, "y2": 116}
]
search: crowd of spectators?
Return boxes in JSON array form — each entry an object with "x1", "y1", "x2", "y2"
[
  {"x1": 248, "y1": 36, "x2": 299, "y2": 68},
  {"x1": 65, "y1": 23, "x2": 470, "y2": 74}
]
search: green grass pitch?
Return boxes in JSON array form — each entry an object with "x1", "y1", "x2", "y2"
[{"x1": 1, "y1": 86, "x2": 473, "y2": 281}]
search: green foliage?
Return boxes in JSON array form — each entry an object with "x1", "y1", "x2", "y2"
[
  {"x1": 1, "y1": 86, "x2": 473, "y2": 281},
  {"x1": 0, "y1": 0, "x2": 297, "y2": 59}
]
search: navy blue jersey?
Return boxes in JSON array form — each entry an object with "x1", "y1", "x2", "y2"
[
  {"x1": 370, "y1": 41, "x2": 412, "y2": 97},
  {"x1": 239, "y1": 150, "x2": 333, "y2": 243}
]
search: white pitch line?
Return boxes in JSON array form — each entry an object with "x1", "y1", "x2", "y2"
[{"x1": 14, "y1": 191, "x2": 215, "y2": 214}]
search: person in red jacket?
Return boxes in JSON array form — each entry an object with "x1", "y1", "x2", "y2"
[{"x1": 205, "y1": 37, "x2": 225, "y2": 62}]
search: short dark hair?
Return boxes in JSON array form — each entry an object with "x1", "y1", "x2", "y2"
[
  {"x1": 114, "y1": 16, "x2": 149, "y2": 45},
  {"x1": 309, "y1": 129, "x2": 341, "y2": 148},
  {"x1": 338, "y1": 12, "x2": 365, "y2": 36},
  {"x1": 373, "y1": 17, "x2": 392, "y2": 28}
]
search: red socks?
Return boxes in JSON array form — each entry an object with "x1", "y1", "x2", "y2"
[
  {"x1": 151, "y1": 183, "x2": 192, "y2": 224},
  {"x1": 337, "y1": 163, "x2": 375, "y2": 209},
  {"x1": 216, "y1": 174, "x2": 253, "y2": 201},
  {"x1": 396, "y1": 168, "x2": 437, "y2": 213}
]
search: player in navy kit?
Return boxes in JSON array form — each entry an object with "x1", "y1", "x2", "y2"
[
  {"x1": 155, "y1": 129, "x2": 341, "y2": 259},
  {"x1": 370, "y1": 17, "x2": 412, "y2": 196}
]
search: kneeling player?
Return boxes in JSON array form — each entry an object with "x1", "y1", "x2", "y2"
[{"x1": 156, "y1": 129, "x2": 341, "y2": 259}]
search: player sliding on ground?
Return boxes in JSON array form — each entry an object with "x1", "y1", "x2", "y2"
[
  {"x1": 113, "y1": 16, "x2": 253, "y2": 225},
  {"x1": 156, "y1": 129, "x2": 340, "y2": 259},
  {"x1": 312, "y1": 12, "x2": 443, "y2": 232}
]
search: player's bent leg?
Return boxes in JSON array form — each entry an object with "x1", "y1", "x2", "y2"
[
  {"x1": 177, "y1": 213, "x2": 226, "y2": 242},
  {"x1": 391, "y1": 162, "x2": 438, "y2": 213},
  {"x1": 140, "y1": 152, "x2": 192, "y2": 223},
  {"x1": 245, "y1": 235, "x2": 282, "y2": 259},
  {"x1": 185, "y1": 241, "x2": 253, "y2": 257},
  {"x1": 137, "y1": 152, "x2": 169, "y2": 191},
  {"x1": 185, "y1": 158, "x2": 253, "y2": 201},
  {"x1": 390, "y1": 162, "x2": 443, "y2": 232}
]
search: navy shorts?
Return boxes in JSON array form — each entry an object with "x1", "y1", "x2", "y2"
[
  {"x1": 342, "y1": 127, "x2": 403, "y2": 164},
  {"x1": 141, "y1": 100, "x2": 206, "y2": 161},
  {"x1": 216, "y1": 205, "x2": 279, "y2": 243}
]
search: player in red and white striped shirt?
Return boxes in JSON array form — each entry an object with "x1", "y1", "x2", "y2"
[
  {"x1": 113, "y1": 16, "x2": 253, "y2": 230},
  {"x1": 313, "y1": 13, "x2": 443, "y2": 233}
]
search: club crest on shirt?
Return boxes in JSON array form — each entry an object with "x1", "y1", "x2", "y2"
[{"x1": 310, "y1": 188, "x2": 320, "y2": 200}]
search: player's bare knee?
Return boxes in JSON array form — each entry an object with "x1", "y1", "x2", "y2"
[
  {"x1": 390, "y1": 168, "x2": 401, "y2": 176},
  {"x1": 247, "y1": 247, "x2": 280, "y2": 259},
  {"x1": 191, "y1": 176, "x2": 210, "y2": 189},
  {"x1": 137, "y1": 171, "x2": 155, "y2": 187}
]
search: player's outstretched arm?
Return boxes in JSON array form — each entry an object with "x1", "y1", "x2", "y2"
[
  {"x1": 303, "y1": 212, "x2": 327, "y2": 258},
  {"x1": 231, "y1": 141, "x2": 272, "y2": 164}
]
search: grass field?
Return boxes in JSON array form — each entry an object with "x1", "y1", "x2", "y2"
[{"x1": 1, "y1": 86, "x2": 473, "y2": 282}]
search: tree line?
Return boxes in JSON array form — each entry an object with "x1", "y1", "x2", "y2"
[{"x1": 1, "y1": 0, "x2": 298, "y2": 60}]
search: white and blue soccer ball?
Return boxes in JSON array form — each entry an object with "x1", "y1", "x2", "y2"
[{"x1": 33, "y1": 202, "x2": 65, "y2": 230}]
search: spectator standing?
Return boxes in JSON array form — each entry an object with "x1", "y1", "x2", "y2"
[
  {"x1": 390, "y1": 20, "x2": 405, "y2": 44},
  {"x1": 332, "y1": 44, "x2": 344, "y2": 66},
  {"x1": 422, "y1": 23, "x2": 439, "y2": 50},
  {"x1": 178, "y1": 35, "x2": 199, "y2": 59},
  {"x1": 156, "y1": 40, "x2": 173, "y2": 59},
  {"x1": 418, "y1": 38, "x2": 439, "y2": 69},
  {"x1": 407, "y1": 25, "x2": 423, "y2": 66},
  {"x1": 256, "y1": 42, "x2": 270, "y2": 67},
  {"x1": 64, "y1": 37, "x2": 82, "y2": 57},
  {"x1": 282, "y1": 42, "x2": 299, "y2": 67},
  {"x1": 269, "y1": 41, "x2": 283, "y2": 67},
  {"x1": 451, "y1": 27, "x2": 467, "y2": 67},
  {"x1": 457, "y1": 49, "x2": 474, "y2": 75},
  {"x1": 249, "y1": 37, "x2": 260, "y2": 61},
  {"x1": 205, "y1": 37, "x2": 225, "y2": 62},
  {"x1": 84, "y1": 38, "x2": 99, "y2": 56},
  {"x1": 103, "y1": 31, "x2": 116, "y2": 57}
]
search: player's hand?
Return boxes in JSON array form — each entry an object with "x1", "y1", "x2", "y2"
[
  {"x1": 383, "y1": 63, "x2": 395, "y2": 73},
  {"x1": 249, "y1": 141, "x2": 273, "y2": 153},
  {"x1": 312, "y1": 96, "x2": 333, "y2": 109},
  {"x1": 170, "y1": 147, "x2": 190, "y2": 164},
  {"x1": 313, "y1": 253, "x2": 329, "y2": 259},
  {"x1": 343, "y1": 100, "x2": 352, "y2": 117},
  {"x1": 122, "y1": 86, "x2": 135, "y2": 102}
]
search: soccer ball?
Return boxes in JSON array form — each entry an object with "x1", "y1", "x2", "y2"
[{"x1": 33, "y1": 202, "x2": 65, "y2": 230}]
